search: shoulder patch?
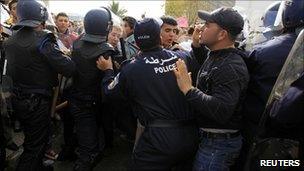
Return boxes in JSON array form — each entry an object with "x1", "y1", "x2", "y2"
[{"x1": 108, "y1": 74, "x2": 120, "y2": 90}]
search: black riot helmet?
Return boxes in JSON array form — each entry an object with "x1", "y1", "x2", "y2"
[
  {"x1": 81, "y1": 7, "x2": 113, "y2": 43},
  {"x1": 261, "y1": 2, "x2": 282, "y2": 39},
  {"x1": 282, "y1": 0, "x2": 304, "y2": 29},
  {"x1": 262, "y1": 1, "x2": 281, "y2": 29},
  {"x1": 275, "y1": 0, "x2": 304, "y2": 29},
  {"x1": 13, "y1": 0, "x2": 48, "y2": 30}
]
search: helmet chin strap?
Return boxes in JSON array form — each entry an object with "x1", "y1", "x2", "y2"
[{"x1": 101, "y1": 7, "x2": 113, "y2": 41}]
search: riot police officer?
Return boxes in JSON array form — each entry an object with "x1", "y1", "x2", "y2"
[
  {"x1": 3, "y1": 0, "x2": 75, "y2": 170},
  {"x1": 68, "y1": 8, "x2": 115, "y2": 171},
  {"x1": 97, "y1": 18, "x2": 199, "y2": 170},
  {"x1": 241, "y1": 0, "x2": 304, "y2": 169},
  {"x1": 242, "y1": 0, "x2": 304, "y2": 143},
  {"x1": 260, "y1": 1, "x2": 282, "y2": 41}
]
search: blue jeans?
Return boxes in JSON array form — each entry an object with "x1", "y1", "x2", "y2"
[{"x1": 193, "y1": 130, "x2": 242, "y2": 171}]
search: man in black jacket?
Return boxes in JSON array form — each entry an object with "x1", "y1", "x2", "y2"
[
  {"x1": 174, "y1": 7, "x2": 249, "y2": 170},
  {"x1": 4, "y1": 1, "x2": 75, "y2": 170}
]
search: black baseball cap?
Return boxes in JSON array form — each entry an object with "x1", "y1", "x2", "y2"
[
  {"x1": 134, "y1": 18, "x2": 163, "y2": 51},
  {"x1": 198, "y1": 7, "x2": 244, "y2": 36}
]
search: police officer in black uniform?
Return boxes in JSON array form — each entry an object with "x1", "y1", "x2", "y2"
[
  {"x1": 0, "y1": 114, "x2": 5, "y2": 171},
  {"x1": 3, "y1": 0, "x2": 75, "y2": 170},
  {"x1": 97, "y1": 18, "x2": 199, "y2": 170},
  {"x1": 0, "y1": 1, "x2": 9, "y2": 169},
  {"x1": 242, "y1": 0, "x2": 304, "y2": 148},
  {"x1": 68, "y1": 8, "x2": 115, "y2": 171},
  {"x1": 239, "y1": 1, "x2": 304, "y2": 170},
  {"x1": 268, "y1": 72, "x2": 304, "y2": 164}
]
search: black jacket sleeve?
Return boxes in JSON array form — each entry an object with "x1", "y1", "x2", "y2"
[
  {"x1": 185, "y1": 63, "x2": 248, "y2": 124},
  {"x1": 190, "y1": 44, "x2": 209, "y2": 65},
  {"x1": 39, "y1": 34, "x2": 76, "y2": 77}
]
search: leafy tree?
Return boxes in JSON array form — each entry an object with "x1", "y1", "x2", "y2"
[
  {"x1": 165, "y1": 0, "x2": 211, "y2": 25},
  {"x1": 107, "y1": 0, "x2": 127, "y2": 18}
]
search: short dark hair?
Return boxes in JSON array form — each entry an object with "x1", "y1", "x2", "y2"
[
  {"x1": 160, "y1": 16, "x2": 177, "y2": 26},
  {"x1": 56, "y1": 12, "x2": 69, "y2": 20},
  {"x1": 227, "y1": 32, "x2": 238, "y2": 42},
  {"x1": 175, "y1": 28, "x2": 180, "y2": 35},
  {"x1": 8, "y1": 0, "x2": 17, "y2": 10},
  {"x1": 122, "y1": 16, "x2": 136, "y2": 29},
  {"x1": 188, "y1": 27, "x2": 194, "y2": 35}
]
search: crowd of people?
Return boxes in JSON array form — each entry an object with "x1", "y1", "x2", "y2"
[{"x1": 0, "y1": 0, "x2": 303, "y2": 171}]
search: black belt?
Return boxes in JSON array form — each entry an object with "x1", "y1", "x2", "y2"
[
  {"x1": 201, "y1": 131, "x2": 240, "y2": 139},
  {"x1": 146, "y1": 119, "x2": 196, "y2": 128},
  {"x1": 13, "y1": 87, "x2": 53, "y2": 97}
]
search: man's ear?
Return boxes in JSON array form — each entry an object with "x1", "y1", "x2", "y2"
[{"x1": 217, "y1": 29, "x2": 227, "y2": 41}]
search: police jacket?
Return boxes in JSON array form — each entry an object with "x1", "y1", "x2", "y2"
[
  {"x1": 268, "y1": 73, "x2": 304, "y2": 160},
  {"x1": 242, "y1": 33, "x2": 297, "y2": 125},
  {"x1": 189, "y1": 45, "x2": 249, "y2": 130},
  {"x1": 4, "y1": 27, "x2": 75, "y2": 96},
  {"x1": 102, "y1": 47, "x2": 195, "y2": 126},
  {"x1": 70, "y1": 38, "x2": 114, "y2": 99},
  {"x1": 268, "y1": 72, "x2": 304, "y2": 140}
]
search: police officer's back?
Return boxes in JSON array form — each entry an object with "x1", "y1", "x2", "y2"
[
  {"x1": 68, "y1": 8, "x2": 115, "y2": 171},
  {"x1": 97, "y1": 18, "x2": 199, "y2": 170},
  {"x1": 3, "y1": 1, "x2": 75, "y2": 171},
  {"x1": 242, "y1": 0, "x2": 304, "y2": 139},
  {"x1": 71, "y1": 11, "x2": 114, "y2": 96}
]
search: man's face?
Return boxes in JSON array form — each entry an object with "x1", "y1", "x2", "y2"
[
  {"x1": 160, "y1": 23, "x2": 178, "y2": 48},
  {"x1": 108, "y1": 27, "x2": 122, "y2": 47},
  {"x1": 122, "y1": 21, "x2": 133, "y2": 38},
  {"x1": 200, "y1": 22, "x2": 224, "y2": 46},
  {"x1": 56, "y1": 16, "x2": 69, "y2": 33},
  {"x1": 10, "y1": 2, "x2": 17, "y2": 19}
]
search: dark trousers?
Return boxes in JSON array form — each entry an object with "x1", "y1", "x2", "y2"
[
  {"x1": 130, "y1": 126, "x2": 199, "y2": 170},
  {"x1": 13, "y1": 94, "x2": 51, "y2": 171},
  {"x1": 115, "y1": 103, "x2": 137, "y2": 140},
  {"x1": 69, "y1": 99, "x2": 104, "y2": 170},
  {"x1": 0, "y1": 114, "x2": 6, "y2": 171},
  {"x1": 60, "y1": 104, "x2": 77, "y2": 150},
  {"x1": 101, "y1": 102, "x2": 115, "y2": 148}
]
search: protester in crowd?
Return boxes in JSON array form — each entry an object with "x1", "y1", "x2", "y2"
[
  {"x1": 4, "y1": 0, "x2": 17, "y2": 27},
  {"x1": 122, "y1": 16, "x2": 139, "y2": 59},
  {"x1": 160, "y1": 16, "x2": 184, "y2": 51},
  {"x1": 174, "y1": 7, "x2": 249, "y2": 170},
  {"x1": 55, "y1": 12, "x2": 78, "y2": 50}
]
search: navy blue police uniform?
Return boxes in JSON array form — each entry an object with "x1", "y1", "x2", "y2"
[
  {"x1": 239, "y1": 0, "x2": 304, "y2": 169},
  {"x1": 242, "y1": 33, "x2": 297, "y2": 132},
  {"x1": 268, "y1": 72, "x2": 304, "y2": 161},
  {"x1": 102, "y1": 18, "x2": 199, "y2": 170},
  {"x1": 241, "y1": 0, "x2": 304, "y2": 141}
]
